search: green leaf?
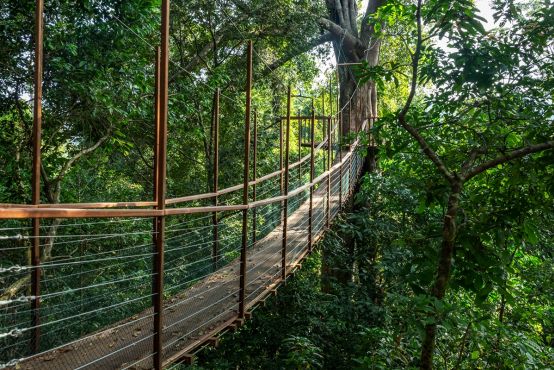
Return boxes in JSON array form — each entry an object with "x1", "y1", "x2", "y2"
[{"x1": 523, "y1": 220, "x2": 539, "y2": 245}]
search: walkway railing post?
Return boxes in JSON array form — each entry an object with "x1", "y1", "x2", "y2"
[
  {"x1": 329, "y1": 75, "x2": 333, "y2": 168},
  {"x1": 322, "y1": 90, "x2": 326, "y2": 171},
  {"x1": 329, "y1": 76, "x2": 333, "y2": 118},
  {"x1": 252, "y1": 110, "x2": 258, "y2": 245},
  {"x1": 282, "y1": 86, "x2": 291, "y2": 280},
  {"x1": 348, "y1": 101, "x2": 352, "y2": 143},
  {"x1": 239, "y1": 40, "x2": 253, "y2": 319},
  {"x1": 328, "y1": 77, "x2": 333, "y2": 216},
  {"x1": 212, "y1": 88, "x2": 220, "y2": 271},
  {"x1": 338, "y1": 110, "x2": 343, "y2": 210},
  {"x1": 298, "y1": 112, "x2": 302, "y2": 184},
  {"x1": 153, "y1": 0, "x2": 169, "y2": 367},
  {"x1": 279, "y1": 115, "x2": 284, "y2": 225},
  {"x1": 31, "y1": 0, "x2": 44, "y2": 353},
  {"x1": 279, "y1": 116, "x2": 283, "y2": 198},
  {"x1": 152, "y1": 47, "x2": 161, "y2": 309},
  {"x1": 326, "y1": 116, "x2": 331, "y2": 228},
  {"x1": 308, "y1": 100, "x2": 315, "y2": 251}
]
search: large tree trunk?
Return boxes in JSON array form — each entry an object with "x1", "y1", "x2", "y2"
[
  {"x1": 320, "y1": 0, "x2": 383, "y2": 292},
  {"x1": 420, "y1": 182, "x2": 462, "y2": 369},
  {"x1": 323, "y1": 0, "x2": 382, "y2": 138}
]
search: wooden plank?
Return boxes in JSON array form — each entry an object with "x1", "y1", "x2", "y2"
[
  {"x1": 166, "y1": 193, "x2": 217, "y2": 205},
  {"x1": 0, "y1": 208, "x2": 163, "y2": 219},
  {"x1": 0, "y1": 201, "x2": 157, "y2": 209},
  {"x1": 178, "y1": 354, "x2": 196, "y2": 365},
  {"x1": 162, "y1": 316, "x2": 237, "y2": 367},
  {"x1": 207, "y1": 337, "x2": 219, "y2": 347}
]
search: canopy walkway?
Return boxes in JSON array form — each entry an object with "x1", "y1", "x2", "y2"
[
  {"x1": 0, "y1": 2, "x2": 372, "y2": 369},
  {"x1": 0, "y1": 119, "x2": 365, "y2": 369},
  {"x1": 1, "y1": 140, "x2": 364, "y2": 369}
]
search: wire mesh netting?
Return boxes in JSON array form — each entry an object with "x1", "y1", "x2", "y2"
[{"x1": 0, "y1": 217, "x2": 156, "y2": 369}]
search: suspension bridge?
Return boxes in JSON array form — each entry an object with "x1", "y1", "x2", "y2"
[
  {"x1": 0, "y1": 1, "x2": 373, "y2": 369},
  {"x1": 0, "y1": 108, "x2": 367, "y2": 369}
]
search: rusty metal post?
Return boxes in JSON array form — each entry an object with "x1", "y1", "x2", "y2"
[
  {"x1": 153, "y1": 0, "x2": 169, "y2": 367},
  {"x1": 153, "y1": 49, "x2": 161, "y2": 220},
  {"x1": 322, "y1": 90, "x2": 326, "y2": 171},
  {"x1": 329, "y1": 76, "x2": 333, "y2": 165},
  {"x1": 308, "y1": 100, "x2": 315, "y2": 251},
  {"x1": 279, "y1": 116, "x2": 284, "y2": 225},
  {"x1": 298, "y1": 112, "x2": 301, "y2": 184},
  {"x1": 252, "y1": 110, "x2": 257, "y2": 245},
  {"x1": 31, "y1": 0, "x2": 44, "y2": 353},
  {"x1": 212, "y1": 88, "x2": 220, "y2": 271},
  {"x1": 239, "y1": 40, "x2": 253, "y2": 319},
  {"x1": 329, "y1": 76, "x2": 333, "y2": 119},
  {"x1": 282, "y1": 86, "x2": 291, "y2": 280},
  {"x1": 151, "y1": 47, "x2": 161, "y2": 308},
  {"x1": 279, "y1": 117, "x2": 283, "y2": 196},
  {"x1": 326, "y1": 117, "x2": 331, "y2": 228},
  {"x1": 338, "y1": 111, "x2": 343, "y2": 210},
  {"x1": 348, "y1": 100, "x2": 352, "y2": 140}
]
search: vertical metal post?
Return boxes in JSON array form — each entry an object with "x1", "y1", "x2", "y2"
[
  {"x1": 282, "y1": 86, "x2": 291, "y2": 280},
  {"x1": 349, "y1": 155, "x2": 353, "y2": 195},
  {"x1": 31, "y1": 0, "x2": 44, "y2": 353},
  {"x1": 322, "y1": 90, "x2": 325, "y2": 171},
  {"x1": 153, "y1": 0, "x2": 169, "y2": 367},
  {"x1": 326, "y1": 117, "x2": 331, "y2": 228},
  {"x1": 153, "y1": 49, "x2": 161, "y2": 215},
  {"x1": 279, "y1": 117, "x2": 283, "y2": 196},
  {"x1": 212, "y1": 88, "x2": 220, "y2": 271},
  {"x1": 348, "y1": 100, "x2": 352, "y2": 140},
  {"x1": 152, "y1": 47, "x2": 161, "y2": 308},
  {"x1": 321, "y1": 89, "x2": 328, "y2": 224},
  {"x1": 239, "y1": 40, "x2": 253, "y2": 319},
  {"x1": 329, "y1": 76, "x2": 333, "y2": 165},
  {"x1": 338, "y1": 111, "x2": 343, "y2": 210},
  {"x1": 298, "y1": 113, "x2": 301, "y2": 184},
  {"x1": 252, "y1": 110, "x2": 257, "y2": 245},
  {"x1": 329, "y1": 77, "x2": 333, "y2": 119},
  {"x1": 279, "y1": 116, "x2": 284, "y2": 225},
  {"x1": 308, "y1": 100, "x2": 315, "y2": 251}
]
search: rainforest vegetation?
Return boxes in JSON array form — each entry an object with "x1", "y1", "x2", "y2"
[{"x1": 0, "y1": 0, "x2": 553, "y2": 369}]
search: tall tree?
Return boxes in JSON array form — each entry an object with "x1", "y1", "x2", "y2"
[{"x1": 360, "y1": 0, "x2": 554, "y2": 367}]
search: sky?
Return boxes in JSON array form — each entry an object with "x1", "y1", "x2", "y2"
[
  {"x1": 435, "y1": 0, "x2": 495, "y2": 49},
  {"x1": 474, "y1": 0, "x2": 495, "y2": 29}
]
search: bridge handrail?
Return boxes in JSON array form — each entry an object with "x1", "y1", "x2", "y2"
[{"x1": 0, "y1": 121, "x2": 365, "y2": 219}]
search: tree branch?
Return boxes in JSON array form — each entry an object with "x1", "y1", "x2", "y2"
[
  {"x1": 460, "y1": 146, "x2": 487, "y2": 174},
  {"x1": 40, "y1": 163, "x2": 55, "y2": 204},
  {"x1": 334, "y1": 0, "x2": 346, "y2": 26},
  {"x1": 398, "y1": 1, "x2": 422, "y2": 120},
  {"x1": 397, "y1": 0, "x2": 456, "y2": 183},
  {"x1": 261, "y1": 33, "x2": 333, "y2": 76},
  {"x1": 318, "y1": 18, "x2": 363, "y2": 51},
  {"x1": 56, "y1": 130, "x2": 112, "y2": 183},
  {"x1": 348, "y1": 0, "x2": 358, "y2": 37},
  {"x1": 342, "y1": 0, "x2": 353, "y2": 33},
  {"x1": 464, "y1": 140, "x2": 554, "y2": 182}
]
